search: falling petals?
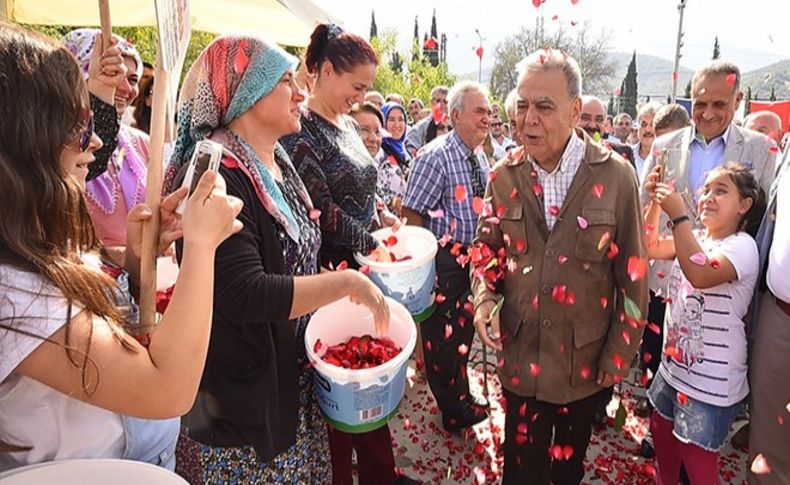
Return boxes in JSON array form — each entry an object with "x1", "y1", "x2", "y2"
[
  {"x1": 600, "y1": 296, "x2": 609, "y2": 309},
  {"x1": 627, "y1": 256, "x2": 648, "y2": 282},
  {"x1": 597, "y1": 231, "x2": 612, "y2": 251},
  {"x1": 472, "y1": 196, "x2": 484, "y2": 215},
  {"x1": 577, "y1": 216, "x2": 588, "y2": 229},
  {"x1": 606, "y1": 241, "x2": 619, "y2": 260},
  {"x1": 444, "y1": 323, "x2": 453, "y2": 340},
  {"x1": 454, "y1": 184, "x2": 468, "y2": 202},
  {"x1": 309, "y1": 208, "x2": 321, "y2": 220},
  {"x1": 558, "y1": 254, "x2": 568, "y2": 265},
  {"x1": 529, "y1": 362, "x2": 541, "y2": 377},
  {"x1": 458, "y1": 343, "x2": 469, "y2": 356},
  {"x1": 710, "y1": 258, "x2": 721, "y2": 269},
  {"x1": 428, "y1": 208, "x2": 445, "y2": 219},
  {"x1": 591, "y1": 183, "x2": 605, "y2": 199},
  {"x1": 751, "y1": 454, "x2": 771, "y2": 475},
  {"x1": 580, "y1": 366, "x2": 590, "y2": 379},
  {"x1": 532, "y1": 183, "x2": 543, "y2": 198},
  {"x1": 689, "y1": 252, "x2": 708, "y2": 266},
  {"x1": 676, "y1": 391, "x2": 689, "y2": 405}
]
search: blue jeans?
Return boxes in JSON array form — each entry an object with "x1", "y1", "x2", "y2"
[
  {"x1": 121, "y1": 416, "x2": 180, "y2": 470},
  {"x1": 647, "y1": 372, "x2": 741, "y2": 451}
]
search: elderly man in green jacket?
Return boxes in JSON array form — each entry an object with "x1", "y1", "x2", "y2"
[{"x1": 471, "y1": 50, "x2": 649, "y2": 485}]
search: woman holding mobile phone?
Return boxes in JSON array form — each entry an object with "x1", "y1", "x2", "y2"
[
  {"x1": 0, "y1": 23, "x2": 242, "y2": 472},
  {"x1": 163, "y1": 35, "x2": 389, "y2": 484}
]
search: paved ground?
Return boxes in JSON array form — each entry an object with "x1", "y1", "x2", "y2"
[{"x1": 381, "y1": 337, "x2": 749, "y2": 484}]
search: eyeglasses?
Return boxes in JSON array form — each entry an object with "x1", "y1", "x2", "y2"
[
  {"x1": 491, "y1": 122, "x2": 503, "y2": 127},
  {"x1": 69, "y1": 111, "x2": 94, "y2": 152}
]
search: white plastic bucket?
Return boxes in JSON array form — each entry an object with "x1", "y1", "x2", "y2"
[
  {"x1": 0, "y1": 459, "x2": 187, "y2": 484},
  {"x1": 354, "y1": 226, "x2": 438, "y2": 318},
  {"x1": 305, "y1": 296, "x2": 416, "y2": 433}
]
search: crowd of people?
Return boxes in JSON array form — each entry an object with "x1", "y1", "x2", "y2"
[{"x1": 0, "y1": 18, "x2": 788, "y2": 485}]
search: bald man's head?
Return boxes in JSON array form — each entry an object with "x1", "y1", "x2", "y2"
[
  {"x1": 744, "y1": 111, "x2": 783, "y2": 144},
  {"x1": 579, "y1": 95, "x2": 607, "y2": 138}
]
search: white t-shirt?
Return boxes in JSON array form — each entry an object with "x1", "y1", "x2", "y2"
[
  {"x1": 659, "y1": 231, "x2": 759, "y2": 407},
  {"x1": 0, "y1": 265, "x2": 125, "y2": 472}
]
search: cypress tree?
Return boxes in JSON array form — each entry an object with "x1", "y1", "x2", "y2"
[
  {"x1": 712, "y1": 37, "x2": 720, "y2": 59},
  {"x1": 620, "y1": 51, "x2": 638, "y2": 118},
  {"x1": 369, "y1": 10, "x2": 378, "y2": 40}
]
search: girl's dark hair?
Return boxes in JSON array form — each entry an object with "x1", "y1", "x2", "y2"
[
  {"x1": 710, "y1": 162, "x2": 766, "y2": 237},
  {"x1": 132, "y1": 75, "x2": 154, "y2": 134},
  {"x1": 304, "y1": 23, "x2": 378, "y2": 76}
]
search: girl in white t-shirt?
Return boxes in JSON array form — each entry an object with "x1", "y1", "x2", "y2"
[
  {"x1": 0, "y1": 25, "x2": 242, "y2": 472},
  {"x1": 644, "y1": 162, "x2": 765, "y2": 485}
]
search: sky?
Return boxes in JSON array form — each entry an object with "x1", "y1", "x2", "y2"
[{"x1": 318, "y1": 0, "x2": 790, "y2": 77}]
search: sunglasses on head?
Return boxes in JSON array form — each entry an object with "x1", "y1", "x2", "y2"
[{"x1": 72, "y1": 111, "x2": 95, "y2": 152}]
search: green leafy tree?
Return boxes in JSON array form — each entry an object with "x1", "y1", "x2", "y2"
[
  {"x1": 489, "y1": 21, "x2": 615, "y2": 100},
  {"x1": 412, "y1": 16, "x2": 420, "y2": 61},
  {"x1": 23, "y1": 24, "x2": 214, "y2": 86},
  {"x1": 606, "y1": 96, "x2": 615, "y2": 116},
  {"x1": 370, "y1": 30, "x2": 456, "y2": 105}
]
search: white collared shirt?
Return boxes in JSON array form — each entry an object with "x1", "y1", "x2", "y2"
[{"x1": 532, "y1": 134, "x2": 585, "y2": 231}]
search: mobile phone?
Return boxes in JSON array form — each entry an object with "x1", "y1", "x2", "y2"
[
  {"x1": 176, "y1": 140, "x2": 224, "y2": 215},
  {"x1": 656, "y1": 148, "x2": 668, "y2": 183}
]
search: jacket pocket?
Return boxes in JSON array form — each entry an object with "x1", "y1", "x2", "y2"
[
  {"x1": 500, "y1": 204, "x2": 528, "y2": 256},
  {"x1": 571, "y1": 323, "x2": 609, "y2": 386},
  {"x1": 574, "y1": 207, "x2": 616, "y2": 262}
]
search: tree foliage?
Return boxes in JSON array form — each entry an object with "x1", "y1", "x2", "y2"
[
  {"x1": 712, "y1": 36, "x2": 720, "y2": 60},
  {"x1": 618, "y1": 51, "x2": 638, "y2": 117},
  {"x1": 22, "y1": 23, "x2": 215, "y2": 85},
  {"x1": 370, "y1": 30, "x2": 456, "y2": 105},
  {"x1": 488, "y1": 21, "x2": 616, "y2": 101}
]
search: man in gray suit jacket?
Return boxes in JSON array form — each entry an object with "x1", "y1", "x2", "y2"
[
  {"x1": 637, "y1": 60, "x2": 777, "y2": 457},
  {"x1": 748, "y1": 147, "x2": 790, "y2": 484}
]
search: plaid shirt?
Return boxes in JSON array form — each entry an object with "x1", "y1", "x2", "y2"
[
  {"x1": 404, "y1": 131, "x2": 490, "y2": 246},
  {"x1": 533, "y1": 133, "x2": 585, "y2": 231}
]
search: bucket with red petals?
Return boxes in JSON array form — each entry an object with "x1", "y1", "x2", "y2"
[
  {"x1": 305, "y1": 296, "x2": 416, "y2": 433},
  {"x1": 354, "y1": 226, "x2": 438, "y2": 320}
]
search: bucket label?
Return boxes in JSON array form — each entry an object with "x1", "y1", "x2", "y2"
[
  {"x1": 371, "y1": 264, "x2": 435, "y2": 315},
  {"x1": 359, "y1": 405, "x2": 384, "y2": 422}
]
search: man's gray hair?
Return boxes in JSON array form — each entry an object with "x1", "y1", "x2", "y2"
[
  {"x1": 431, "y1": 85, "x2": 450, "y2": 99},
  {"x1": 637, "y1": 101, "x2": 663, "y2": 124},
  {"x1": 447, "y1": 81, "x2": 489, "y2": 127},
  {"x1": 516, "y1": 49, "x2": 583, "y2": 99},
  {"x1": 692, "y1": 60, "x2": 741, "y2": 94},
  {"x1": 504, "y1": 88, "x2": 518, "y2": 120}
]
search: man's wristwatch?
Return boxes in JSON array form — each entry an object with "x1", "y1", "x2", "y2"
[{"x1": 667, "y1": 215, "x2": 690, "y2": 230}]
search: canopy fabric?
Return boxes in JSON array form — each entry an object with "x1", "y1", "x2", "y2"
[{"x1": 2, "y1": 0, "x2": 338, "y2": 47}]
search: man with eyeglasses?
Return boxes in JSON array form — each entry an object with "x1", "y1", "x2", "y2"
[
  {"x1": 490, "y1": 112, "x2": 516, "y2": 160},
  {"x1": 405, "y1": 85, "x2": 450, "y2": 156}
]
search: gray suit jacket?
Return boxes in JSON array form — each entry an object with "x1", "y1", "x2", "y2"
[
  {"x1": 750, "y1": 147, "x2": 790, "y2": 328},
  {"x1": 639, "y1": 124, "x2": 777, "y2": 294}
]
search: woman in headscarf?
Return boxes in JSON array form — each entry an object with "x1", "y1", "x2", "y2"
[
  {"x1": 377, "y1": 102, "x2": 410, "y2": 214},
  {"x1": 62, "y1": 29, "x2": 148, "y2": 266},
  {"x1": 163, "y1": 35, "x2": 389, "y2": 484}
]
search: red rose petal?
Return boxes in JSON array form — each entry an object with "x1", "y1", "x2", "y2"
[{"x1": 454, "y1": 184, "x2": 468, "y2": 202}]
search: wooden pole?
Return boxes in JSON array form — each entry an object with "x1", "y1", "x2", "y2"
[
  {"x1": 139, "y1": 46, "x2": 170, "y2": 333},
  {"x1": 98, "y1": 0, "x2": 112, "y2": 50}
]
